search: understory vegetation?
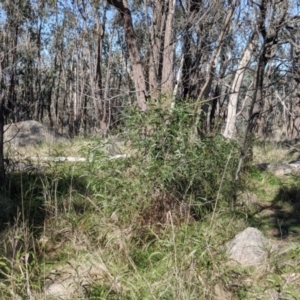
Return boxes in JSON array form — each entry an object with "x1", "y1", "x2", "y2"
[{"x1": 1, "y1": 106, "x2": 300, "y2": 299}]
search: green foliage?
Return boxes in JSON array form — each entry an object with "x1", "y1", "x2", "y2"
[
  {"x1": 248, "y1": 165, "x2": 282, "y2": 186},
  {"x1": 126, "y1": 103, "x2": 240, "y2": 217},
  {"x1": 81, "y1": 102, "x2": 241, "y2": 223},
  {"x1": 88, "y1": 283, "x2": 131, "y2": 300},
  {"x1": 2, "y1": 107, "x2": 300, "y2": 299},
  {"x1": 83, "y1": 140, "x2": 150, "y2": 222}
]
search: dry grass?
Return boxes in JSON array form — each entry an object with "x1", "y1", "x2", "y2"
[
  {"x1": 1, "y1": 137, "x2": 300, "y2": 299},
  {"x1": 4, "y1": 134, "x2": 134, "y2": 164},
  {"x1": 253, "y1": 143, "x2": 294, "y2": 164}
]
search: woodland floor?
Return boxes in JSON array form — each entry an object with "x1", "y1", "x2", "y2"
[{"x1": 1, "y1": 138, "x2": 300, "y2": 299}]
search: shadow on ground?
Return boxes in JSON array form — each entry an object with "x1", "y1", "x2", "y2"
[
  {"x1": 252, "y1": 183, "x2": 300, "y2": 240},
  {"x1": 0, "y1": 166, "x2": 92, "y2": 278},
  {"x1": 0, "y1": 168, "x2": 89, "y2": 232}
]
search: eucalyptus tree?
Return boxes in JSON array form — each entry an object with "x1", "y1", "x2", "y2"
[
  {"x1": 174, "y1": 0, "x2": 240, "y2": 133},
  {"x1": 0, "y1": 72, "x2": 5, "y2": 185},
  {"x1": 250, "y1": 0, "x2": 288, "y2": 138},
  {"x1": 107, "y1": 0, "x2": 185, "y2": 110},
  {"x1": 107, "y1": 0, "x2": 148, "y2": 111},
  {"x1": 0, "y1": 0, "x2": 36, "y2": 184},
  {"x1": 0, "y1": 0, "x2": 299, "y2": 147},
  {"x1": 223, "y1": 2, "x2": 259, "y2": 139},
  {"x1": 0, "y1": 0, "x2": 33, "y2": 122},
  {"x1": 234, "y1": 0, "x2": 290, "y2": 179},
  {"x1": 283, "y1": 14, "x2": 300, "y2": 139}
]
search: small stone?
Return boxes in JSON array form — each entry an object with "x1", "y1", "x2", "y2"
[{"x1": 226, "y1": 227, "x2": 268, "y2": 266}]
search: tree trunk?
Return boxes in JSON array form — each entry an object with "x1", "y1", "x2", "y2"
[
  {"x1": 107, "y1": 0, "x2": 148, "y2": 111},
  {"x1": 181, "y1": 1, "x2": 201, "y2": 100},
  {"x1": 223, "y1": 32, "x2": 257, "y2": 139},
  {"x1": 0, "y1": 98, "x2": 5, "y2": 185},
  {"x1": 161, "y1": 0, "x2": 176, "y2": 97},
  {"x1": 193, "y1": 0, "x2": 238, "y2": 131},
  {"x1": 148, "y1": 0, "x2": 164, "y2": 97},
  {"x1": 235, "y1": 0, "x2": 288, "y2": 179},
  {"x1": 252, "y1": 0, "x2": 288, "y2": 136},
  {"x1": 0, "y1": 44, "x2": 5, "y2": 186}
]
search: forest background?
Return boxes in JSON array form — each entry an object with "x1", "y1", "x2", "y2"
[
  {"x1": 0, "y1": 0, "x2": 299, "y2": 143},
  {"x1": 1, "y1": 1, "x2": 300, "y2": 298}
]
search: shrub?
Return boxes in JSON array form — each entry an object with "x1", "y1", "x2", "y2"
[{"x1": 126, "y1": 102, "x2": 240, "y2": 219}]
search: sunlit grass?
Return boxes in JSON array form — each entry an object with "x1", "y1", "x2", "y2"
[
  {"x1": 2, "y1": 114, "x2": 300, "y2": 299},
  {"x1": 253, "y1": 143, "x2": 294, "y2": 164}
]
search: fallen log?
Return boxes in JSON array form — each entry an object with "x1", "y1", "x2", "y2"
[
  {"x1": 29, "y1": 154, "x2": 131, "y2": 162},
  {"x1": 256, "y1": 161, "x2": 300, "y2": 176},
  {"x1": 6, "y1": 154, "x2": 132, "y2": 173},
  {"x1": 30, "y1": 156, "x2": 87, "y2": 162},
  {"x1": 9, "y1": 153, "x2": 131, "y2": 164}
]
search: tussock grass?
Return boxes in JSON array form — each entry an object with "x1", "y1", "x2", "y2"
[
  {"x1": 1, "y1": 106, "x2": 300, "y2": 299},
  {"x1": 253, "y1": 143, "x2": 294, "y2": 164}
]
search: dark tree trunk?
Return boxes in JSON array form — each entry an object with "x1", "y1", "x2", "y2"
[
  {"x1": 0, "y1": 99, "x2": 5, "y2": 186},
  {"x1": 181, "y1": 1, "x2": 201, "y2": 99},
  {"x1": 107, "y1": 0, "x2": 148, "y2": 111}
]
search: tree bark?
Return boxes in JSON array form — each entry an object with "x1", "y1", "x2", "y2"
[
  {"x1": 0, "y1": 49, "x2": 5, "y2": 185},
  {"x1": 0, "y1": 98, "x2": 5, "y2": 185},
  {"x1": 195, "y1": 0, "x2": 237, "y2": 106},
  {"x1": 161, "y1": 0, "x2": 176, "y2": 96},
  {"x1": 235, "y1": 0, "x2": 288, "y2": 179},
  {"x1": 107, "y1": 0, "x2": 148, "y2": 111},
  {"x1": 223, "y1": 32, "x2": 257, "y2": 139},
  {"x1": 193, "y1": 0, "x2": 238, "y2": 133},
  {"x1": 148, "y1": 0, "x2": 164, "y2": 96},
  {"x1": 253, "y1": 0, "x2": 288, "y2": 136}
]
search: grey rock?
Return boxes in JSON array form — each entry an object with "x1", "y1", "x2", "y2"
[
  {"x1": 288, "y1": 160, "x2": 300, "y2": 164},
  {"x1": 289, "y1": 162, "x2": 300, "y2": 171},
  {"x1": 226, "y1": 227, "x2": 268, "y2": 266},
  {"x1": 265, "y1": 162, "x2": 300, "y2": 176},
  {"x1": 256, "y1": 161, "x2": 300, "y2": 176},
  {"x1": 44, "y1": 255, "x2": 117, "y2": 300},
  {"x1": 267, "y1": 163, "x2": 293, "y2": 176},
  {"x1": 4, "y1": 120, "x2": 65, "y2": 147}
]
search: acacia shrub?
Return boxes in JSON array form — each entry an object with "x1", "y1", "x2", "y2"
[{"x1": 127, "y1": 102, "x2": 240, "y2": 218}]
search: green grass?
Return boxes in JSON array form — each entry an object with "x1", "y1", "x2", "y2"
[{"x1": 1, "y1": 106, "x2": 300, "y2": 299}]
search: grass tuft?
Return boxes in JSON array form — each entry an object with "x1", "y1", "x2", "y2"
[{"x1": 1, "y1": 104, "x2": 300, "y2": 299}]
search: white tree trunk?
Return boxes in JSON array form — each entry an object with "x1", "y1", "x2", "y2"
[
  {"x1": 161, "y1": 0, "x2": 176, "y2": 96},
  {"x1": 171, "y1": 55, "x2": 184, "y2": 110},
  {"x1": 223, "y1": 34, "x2": 257, "y2": 139}
]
